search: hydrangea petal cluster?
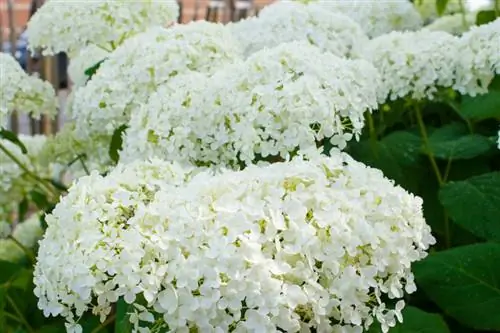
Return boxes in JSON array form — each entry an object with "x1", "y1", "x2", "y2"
[
  {"x1": 317, "y1": 0, "x2": 423, "y2": 38},
  {"x1": 1, "y1": 53, "x2": 58, "y2": 128},
  {"x1": 0, "y1": 135, "x2": 49, "y2": 206},
  {"x1": 229, "y1": 1, "x2": 368, "y2": 58},
  {"x1": 68, "y1": 45, "x2": 110, "y2": 88},
  {"x1": 423, "y1": 12, "x2": 475, "y2": 35},
  {"x1": 70, "y1": 22, "x2": 242, "y2": 137},
  {"x1": 363, "y1": 30, "x2": 465, "y2": 101},
  {"x1": 34, "y1": 153, "x2": 435, "y2": 332},
  {"x1": 26, "y1": 0, "x2": 179, "y2": 56},
  {"x1": 121, "y1": 42, "x2": 381, "y2": 167},
  {"x1": 455, "y1": 18, "x2": 500, "y2": 96},
  {"x1": 33, "y1": 159, "x2": 198, "y2": 327}
]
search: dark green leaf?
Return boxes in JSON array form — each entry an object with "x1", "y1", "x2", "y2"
[
  {"x1": 439, "y1": 171, "x2": 500, "y2": 241},
  {"x1": 367, "y1": 306, "x2": 450, "y2": 333},
  {"x1": 0, "y1": 287, "x2": 6, "y2": 331},
  {"x1": 0, "y1": 260, "x2": 22, "y2": 284},
  {"x1": 476, "y1": 10, "x2": 496, "y2": 25},
  {"x1": 0, "y1": 129, "x2": 27, "y2": 154},
  {"x1": 29, "y1": 190, "x2": 51, "y2": 210},
  {"x1": 84, "y1": 58, "x2": 107, "y2": 81},
  {"x1": 109, "y1": 125, "x2": 128, "y2": 164},
  {"x1": 460, "y1": 90, "x2": 500, "y2": 120},
  {"x1": 38, "y1": 324, "x2": 66, "y2": 333},
  {"x1": 436, "y1": 0, "x2": 449, "y2": 16},
  {"x1": 414, "y1": 243, "x2": 500, "y2": 330},
  {"x1": 115, "y1": 298, "x2": 133, "y2": 333},
  {"x1": 17, "y1": 198, "x2": 29, "y2": 223},
  {"x1": 427, "y1": 123, "x2": 492, "y2": 160}
]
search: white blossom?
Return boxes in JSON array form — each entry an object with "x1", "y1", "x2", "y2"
[
  {"x1": 33, "y1": 159, "x2": 198, "y2": 325},
  {"x1": 68, "y1": 45, "x2": 110, "y2": 88},
  {"x1": 121, "y1": 42, "x2": 381, "y2": 167},
  {"x1": 423, "y1": 12, "x2": 476, "y2": 35},
  {"x1": 34, "y1": 152, "x2": 435, "y2": 332},
  {"x1": 26, "y1": 0, "x2": 179, "y2": 56},
  {"x1": 317, "y1": 0, "x2": 423, "y2": 38},
  {"x1": 229, "y1": 1, "x2": 368, "y2": 58},
  {"x1": 454, "y1": 18, "x2": 500, "y2": 96},
  {"x1": 70, "y1": 22, "x2": 242, "y2": 138},
  {"x1": 363, "y1": 30, "x2": 465, "y2": 101},
  {"x1": 0, "y1": 53, "x2": 58, "y2": 128}
]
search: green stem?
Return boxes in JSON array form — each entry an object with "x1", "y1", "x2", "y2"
[
  {"x1": 0, "y1": 142, "x2": 59, "y2": 199},
  {"x1": 495, "y1": 0, "x2": 500, "y2": 17},
  {"x1": 4, "y1": 311, "x2": 24, "y2": 325},
  {"x1": 8, "y1": 235, "x2": 36, "y2": 264},
  {"x1": 367, "y1": 112, "x2": 378, "y2": 157},
  {"x1": 415, "y1": 106, "x2": 444, "y2": 185},
  {"x1": 7, "y1": 294, "x2": 35, "y2": 333},
  {"x1": 90, "y1": 314, "x2": 116, "y2": 333},
  {"x1": 446, "y1": 100, "x2": 473, "y2": 134},
  {"x1": 458, "y1": 0, "x2": 467, "y2": 28}
]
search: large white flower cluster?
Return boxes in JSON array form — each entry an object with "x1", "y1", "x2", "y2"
[
  {"x1": 457, "y1": 18, "x2": 500, "y2": 95},
  {"x1": 0, "y1": 53, "x2": 58, "y2": 128},
  {"x1": 423, "y1": 12, "x2": 475, "y2": 35},
  {"x1": 70, "y1": 22, "x2": 242, "y2": 138},
  {"x1": 230, "y1": 1, "x2": 368, "y2": 58},
  {"x1": 34, "y1": 153, "x2": 435, "y2": 332},
  {"x1": 33, "y1": 159, "x2": 197, "y2": 329},
  {"x1": 317, "y1": 0, "x2": 423, "y2": 38},
  {"x1": 121, "y1": 42, "x2": 381, "y2": 168},
  {"x1": 0, "y1": 135, "x2": 49, "y2": 206},
  {"x1": 67, "y1": 45, "x2": 110, "y2": 88},
  {"x1": 364, "y1": 30, "x2": 466, "y2": 101},
  {"x1": 26, "y1": 0, "x2": 179, "y2": 56}
]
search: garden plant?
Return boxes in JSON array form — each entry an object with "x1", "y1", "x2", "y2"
[{"x1": 0, "y1": 0, "x2": 499, "y2": 332}]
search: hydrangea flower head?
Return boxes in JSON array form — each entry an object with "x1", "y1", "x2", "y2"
[
  {"x1": 318, "y1": 0, "x2": 423, "y2": 38},
  {"x1": 70, "y1": 22, "x2": 242, "y2": 138},
  {"x1": 230, "y1": 0, "x2": 368, "y2": 58},
  {"x1": 121, "y1": 42, "x2": 381, "y2": 167},
  {"x1": 67, "y1": 45, "x2": 110, "y2": 88},
  {"x1": 34, "y1": 153, "x2": 435, "y2": 332},
  {"x1": 26, "y1": 0, "x2": 179, "y2": 56},
  {"x1": 1, "y1": 53, "x2": 58, "y2": 128}
]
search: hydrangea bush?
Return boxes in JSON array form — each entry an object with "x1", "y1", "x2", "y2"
[{"x1": 1, "y1": 1, "x2": 499, "y2": 333}]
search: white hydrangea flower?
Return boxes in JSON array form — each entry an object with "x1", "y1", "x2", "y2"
[
  {"x1": 229, "y1": 1, "x2": 368, "y2": 58},
  {"x1": 415, "y1": 0, "x2": 463, "y2": 21},
  {"x1": 455, "y1": 18, "x2": 500, "y2": 96},
  {"x1": 0, "y1": 53, "x2": 58, "y2": 128},
  {"x1": 70, "y1": 22, "x2": 242, "y2": 138},
  {"x1": 423, "y1": 12, "x2": 476, "y2": 35},
  {"x1": 317, "y1": 0, "x2": 423, "y2": 38},
  {"x1": 33, "y1": 159, "x2": 198, "y2": 326},
  {"x1": 0, "y1": 213, "x2": 44, "y2": 262},
  {"x1": 363, "y1": 30, "x2": 465, "y2": 101},
  {"x1": 26, "y1": 0, "x2": 179, "y2": 56},
  {"x1": 34, "y1": 152, "x2": 435, "y2": 332},
  {"x1": 121, "y1": 42, "x2": 381, "y2": 167},
  {"x1": 0, "y1": 135, "x2": 49, "y2": 206},
  {"x1": 68, "y1": 45, "x2": 110, "y2": 88}
]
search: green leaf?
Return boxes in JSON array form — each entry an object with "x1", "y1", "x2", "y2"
[
  {"x1": 109, "y1": 125, "x2": 128, "y2": 164},
  {"x1": 367, "y1": 306, "x2": 449, "y2": 333},
  {"x1": 436, "y1": 0, "x2": 449, "y2": 16},
  {"x1": 427, "y1": 123, "x2": 492, "y2": 160},
  {"x1": 0, "y1": 129, "x2": 27, "y2": 154},
  {"x1": 29, "y1": 190, "x2": 51, "y2": 210},
  {"x1": 439, "y1": 171, "x2": 500, "y2": 242},
  {"x1": 115, "y1": 298, "x2": 133, "y2": 333},
  {"x1": 84, "y1": 58, "x2": 107, "y2": 81},
  {"x1": 17, "y1": 199, "x2": 29, "y2": 223},
  {"x1": 413, "y1": 243, "x2": 500, "y2": 330},
  {"x1": 0, "y1": 287, "x2": 6, "y2": 331},
  {"x1": 0, "y1": 260, "x2": 22, "y2": 284},
  {"x1": 460, "y1": 90, "x2": 500, "y2": 120},
  {"x1": 476, "y1": 10, "x2": 496, "y2": 25}
]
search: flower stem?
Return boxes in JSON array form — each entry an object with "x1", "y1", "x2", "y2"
[
  {"x1": 8, "y1": 235, "x2": 36, "y2": 264},
  {"x1": 415, "y1": 106, "x2": 443, "y2": 185},
  {"x1": 458, "y1": 0, "x2": 467, "y2": 28},
  {"x1": 7, "y1": 294, "x2": 35, "y2": 333}
]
